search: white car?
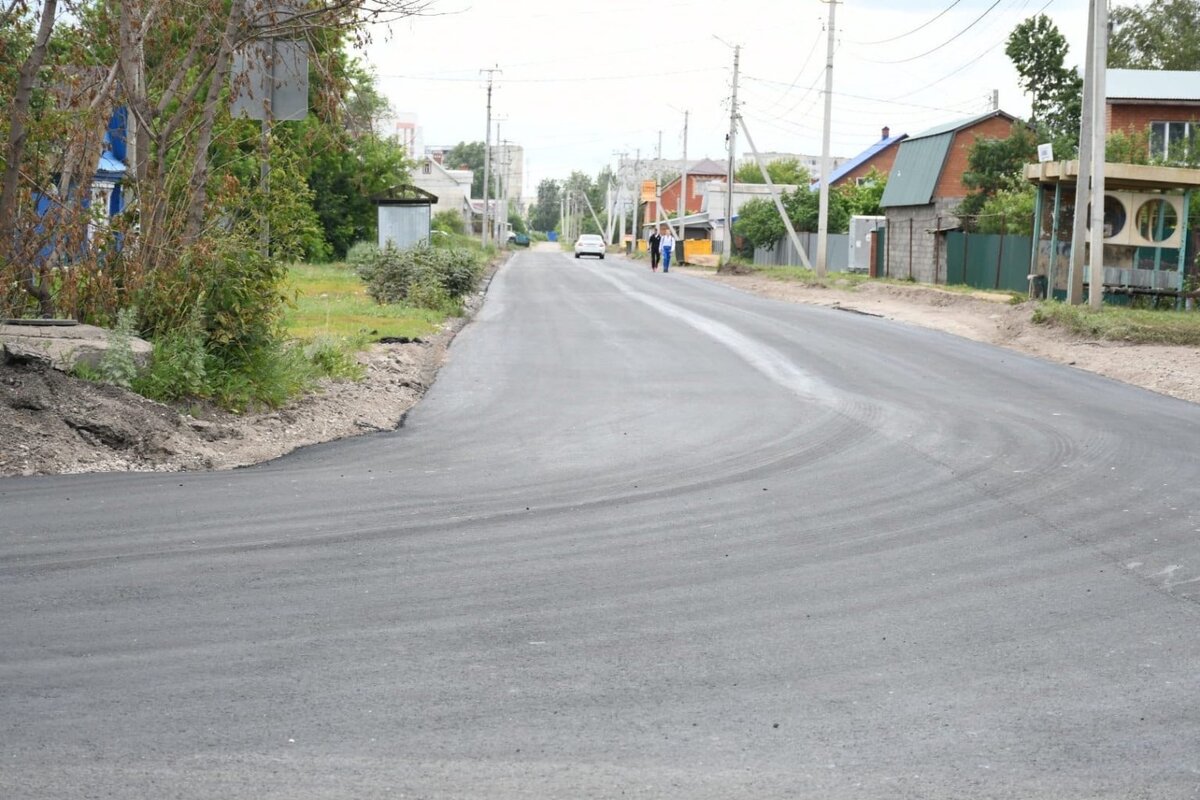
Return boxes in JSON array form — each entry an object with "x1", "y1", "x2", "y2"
[{"x1": 574, "y1": 234, "x2": 606, "y2": 259}]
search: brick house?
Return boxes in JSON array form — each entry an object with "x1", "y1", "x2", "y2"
[
  {"x1": 643, "y1": 158, "x2": 726, "y2": 223},
  {"x1": 1107, "y1": 69, "x2": 1200, "y2": 163},
  {"x1": 815, "y1": 127, "x2": 907, "y2": 190},
  {"x1": 879, "y1": 110, "x2": 1019, "y2": 282}
]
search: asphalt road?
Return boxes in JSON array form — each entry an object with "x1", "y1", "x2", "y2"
[{"x1": 3, "y1": 248, "x2": 1200, "y2": 799}]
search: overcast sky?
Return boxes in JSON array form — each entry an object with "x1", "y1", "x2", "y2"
[{"x1": 363, "y1": 0, "x2": 1097, "y2": 197}]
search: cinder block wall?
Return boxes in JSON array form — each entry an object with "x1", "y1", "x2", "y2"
[{"x1": 883, "y1": 199, "x2": 961, "y2": 283}]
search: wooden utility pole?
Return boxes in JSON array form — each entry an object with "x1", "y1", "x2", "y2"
[{"x1": 815, "y1": 0, "x2": 839, "y2": 279}]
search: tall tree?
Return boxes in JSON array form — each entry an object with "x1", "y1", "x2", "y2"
[
  {"x1": 530, "y1": 178, "x2": 561, "y2": 232},
  {"x1": 445, "y1": 141, "x2": 486, "y2": 198},
  {"x1": 1110, "y1": 0, "x2": 1200, "y2": 70},
  {"x1": 1006, "y1": 14, "x2": 1082, "y2": 157}
]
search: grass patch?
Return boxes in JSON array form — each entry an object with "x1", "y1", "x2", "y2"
[
  {"x1": 749, "y1": 265, "x2": 874, "y2": 289},
  {"x1": 284, "y1": 262, "x2": 444, "y2": 343},
  {"x1": 1032, "y1": 301, "x2": 1200, "y2": 345}
]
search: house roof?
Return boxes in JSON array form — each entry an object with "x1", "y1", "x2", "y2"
[
  {"x1": 908, "y1": 109, "x2": 1017, "y2": 141},
  {"x1": 814, "y1": 133, "x2": 907, "y2": 188},
  {"x1": 1108, "y1": 69, "x2": 1200, "y2": 102},
  {"x1": 880, "y1": 110, "x2": 1017, "y2": 208},
  {"x1": 686, "y1": 157, "x2": 727, "y2": 175}
]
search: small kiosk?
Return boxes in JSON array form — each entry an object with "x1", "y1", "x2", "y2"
[
  {"x1": 373, "y1": 185, "x2": 437, "y2": 250},
  {"x1": 1025, "y1": 161, "x2": 1200, "y2": 302}
]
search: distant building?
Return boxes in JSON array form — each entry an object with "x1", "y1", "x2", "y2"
[
  {"x1": 739, "y1": 150, "x2": 848, "y2": 184},
  {"x1": 1107, "y1": 69, "x2": 1200, "y2": 163},
  {"x1": 409, "y1": 156, "x2": 473, "y2": 228},
  {"x1": 380, "y1": 112, "x2": 423, "y2": 157},
  {"x1": 642, "y1": 158, "x2": 727, "y2": 223}
]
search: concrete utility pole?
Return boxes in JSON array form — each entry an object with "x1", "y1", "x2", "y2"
[
  {"x1": 634, "y1": 147, "x2": 641, "y2": 242},
  {"x1": 1067, "y1": 2, "x2": 1097, "y2": 305},
  {"x1": 480, "y1": 66, "x2": 500, "y2": 247},
  {"x1": 612, "y1": 150, "x2": 628, "y2": 248},
  {"x1": 1087, "y1": 0, "x2": 1109, "y2": 310},
  {"x1": 815, "y1": 0, "x2": 839, "y2": 279},
  {"x1": 677, "y1": 110, "x2": 688, "y2": 240},
  {"x1": 723, "y1": 44, "x2": 740, "y2": 265}
]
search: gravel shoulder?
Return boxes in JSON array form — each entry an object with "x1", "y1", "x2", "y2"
[
  {"x1": 677, "y1": 266, "x2": 1200, "y2": 406},
  {"x1": 0, "y1": 259, "x2": 502, "y2": 477}
]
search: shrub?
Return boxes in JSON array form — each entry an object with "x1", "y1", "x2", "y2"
[
  {"x1": 98, "y1": 307, "x2": 141, "y2": 389},
  {"x1": 356, "y1": 242, "x2": 484, "y2": 310},
  {"x1": 346, "y1": 240, "x2": 379, "y2": 272},
  {"x1": 432, "y1": 210, "x2": 466, "y2": 235}
]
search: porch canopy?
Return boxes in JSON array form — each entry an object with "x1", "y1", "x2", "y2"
[{"x1": 1023, "y1": 160, "x2": 1200, "y2": 298}]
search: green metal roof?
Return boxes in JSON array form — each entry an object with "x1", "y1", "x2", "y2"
[{"x1": 879, "y1": 132, "x2": 953, "y2": 208}]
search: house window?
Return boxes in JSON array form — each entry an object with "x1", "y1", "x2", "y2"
[
  {"x1": 1149, "y1": 121, "x2": 1198, "y2": 163},
  {"x1": 855, "y1": 176, "x2": 877, "y2": 187},
  {"x1": 422, "y1": 161, "x2": 432, "y2": 174}
]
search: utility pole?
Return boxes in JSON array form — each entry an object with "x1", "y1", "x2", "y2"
[
  {"x1": 815, "y1": 0, "x2": 839, "y2": 279},
  {"x1": 657, "y1": 130, "x2": 662, "y2": 161},
  {"x1": 634, "y1": 147, "x2": 641, "y2": 243},
  {"x1": 1087, "y1": 0, "x2": 1108, "y2": 310},
  {"x1": 480, "y1": 65, "x2": 500, "y2": 247},
  {"x1": 613, "y1": 150, "x2": 628, "y2": 250},
  {"x1": 678, "y1": 110, "x2": 688, "y2": 240},
  {"x1": 723, "y1": 44, "x2": 740, "y2": 266},
  {"x1": 1067, "y1": 3, "x2": 1096, "y2": 305},
  {"x1": 991, "y1": 89, "x2": 999, "y2": 111}
]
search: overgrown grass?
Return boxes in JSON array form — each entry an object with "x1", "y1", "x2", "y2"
[
  {"x1": 1032, "y1": 301, "x2": 1200, "y2": 345},
  {"x1": 284, "y1": 262, "x2": 444, "y2": 342}
]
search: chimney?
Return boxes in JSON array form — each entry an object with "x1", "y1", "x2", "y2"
[{"x1": 882, "y1": 126, "x2": 890, "y2": 140}]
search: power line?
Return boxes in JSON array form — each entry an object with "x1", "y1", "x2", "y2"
[
  {"x1": 376, "y1": 67, "x2": 721, "y2": 84},
  {"x1": 867, "y1": 0, "x2": 1004, "y2": 65},
  {"x1": 850, "y1": 0, "x2": 966, "y2": 46}
]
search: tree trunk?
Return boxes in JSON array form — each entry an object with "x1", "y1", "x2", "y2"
[
  {"x1": 1, "y1": 0, "x2": 58, "y2": 315},
  {"x1": 182, "y1": 2, "x2": 243, "y2": 243}
]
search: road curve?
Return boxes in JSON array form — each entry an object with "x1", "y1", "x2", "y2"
[{"x1": 3, "y1": 248, "x2": 1200, "y2": 798}]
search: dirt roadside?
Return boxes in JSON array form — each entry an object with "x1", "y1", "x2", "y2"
[
  {"x1": 0, "y1": 261, "x2": 502, "y2": 478},
  {"x1": 678, "y1": 266, "x2": 1200, "y2": 406}
]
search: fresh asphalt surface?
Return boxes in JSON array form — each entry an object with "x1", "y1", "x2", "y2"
[{"x1": 3, "y1": 248, "x2": 1200, "y2": 799}]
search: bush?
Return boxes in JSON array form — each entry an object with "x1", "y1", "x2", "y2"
[
  {"x1": 432, "y1": 210, "x2": 467, "y2": 235},
  {"x1": 346, "y1": 240, "x2": 379, "y2": 272},
  {"x1": 356, "y1": 242, "x2": 484, "y2": 310}
]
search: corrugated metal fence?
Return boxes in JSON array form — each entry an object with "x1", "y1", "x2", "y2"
[{"x1": 753, "y1": 233, "x2": 850, "y2": 270}]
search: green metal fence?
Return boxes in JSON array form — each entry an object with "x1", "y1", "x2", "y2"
[{"x1": 944, "y1": 231, "x2": 1032, "y2": 292}]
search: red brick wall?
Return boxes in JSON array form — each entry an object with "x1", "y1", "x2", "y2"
[
  {"x1": 1107, "y1": 101, "x2": 1200, "y2": 137},
  {"x1": 831, "y1": 141, "x2": 902, "y2": 189},
  {"x1": 934, "y1": 115, "x2": 1019, "y2": 199},
  {"x1": 647, "y1": 173, "x2": 723, "y2": 219}
]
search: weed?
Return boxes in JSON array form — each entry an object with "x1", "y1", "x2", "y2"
[
  {"x1": 98, "y1": 307, "x2": 140, "y2": 389},
  {"x1": 1033, "y1": 300, "x2": 1200, "y2": 345}
]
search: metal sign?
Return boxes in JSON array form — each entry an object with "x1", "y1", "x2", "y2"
[
  {"x1": 641, "y1": 180, "x2": 656, "y2": 202},
  {"x1": 230, "y1": 39, "x2": 309, "y2": 121}
]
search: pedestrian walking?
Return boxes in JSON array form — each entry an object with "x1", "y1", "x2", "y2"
[
  {"x1": 648, "y1": 228, "x2": 661, "y2": 271},
  {"x1": 659, "y1": 224, "x2": 676, "y2": 272}
]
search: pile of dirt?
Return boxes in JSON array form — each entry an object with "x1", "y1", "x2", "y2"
[{"x1": 0, "y1": 264, "x2": 497, "y2": 478}]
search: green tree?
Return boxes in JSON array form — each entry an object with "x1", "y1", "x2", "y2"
[
  {"x1": 734, "y1": 158, "x2": 810, "y2": 185},
  {"x1": 1006, "y1": 14, "x2": 1083, "y2": 156},
  {"x1": 1110, "y1": 0, "x2": 1200, "y2": 70},
  {"x1": 836, "y1": 169, "x2": 887, "y2": 217},
  {"x1": 958, "y1": 127, "x2": 1038, "y2": 226},
  {"x1": 445, "y1": 141, "x2": 487, "y2": 198},
  {"x1": 732, "y1": 186, "x2": 850, "y2": 250},
  {"x1": 530, "y1": 178, "x2": 561, "y2": 232}
]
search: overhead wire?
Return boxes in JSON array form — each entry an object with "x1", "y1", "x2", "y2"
[
  {"x1": 849, "y1": 0, "x2": 967, "y2": 46},
  {"x1": 865, "y1": 0, "x2": 1005, "y2": 65}
]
